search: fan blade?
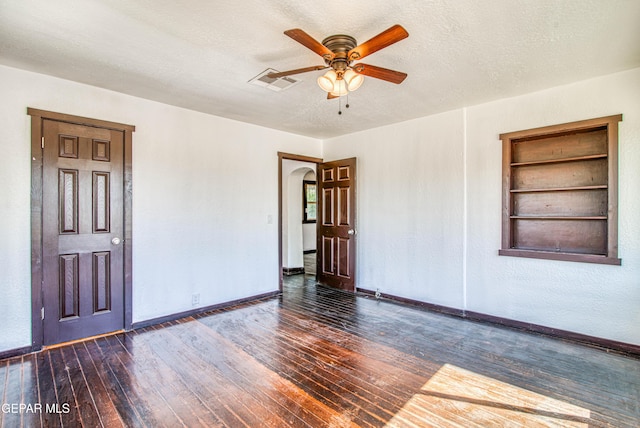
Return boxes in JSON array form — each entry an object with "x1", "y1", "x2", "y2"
[
  {"x1": 352, "y1": 63, "x2": 407, "y2": 84},
  {"x1": 348, "y1": 25, "x2": 409, "y2": 60},
  {"x1": 284, "y1": 29, "x2": 335, "y2": 60},
  {"x1": 267, "y1": 66, "x2": 328, "y2": 79}
]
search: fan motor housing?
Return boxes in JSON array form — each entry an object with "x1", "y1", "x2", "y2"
[
  {"x1": 321, "y1": 35, "x2": 357, "y2": 53},
  {"x1": 322, "y1": 34, "x2": 357, "y2": 71}
]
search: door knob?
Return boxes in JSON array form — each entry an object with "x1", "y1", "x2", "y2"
[
  {"x1": 348, "y1": 229, "x2": 356, "y2": 235},
  {"x1": 111, "y1": 237, "x2": 122, "y2": 245}
]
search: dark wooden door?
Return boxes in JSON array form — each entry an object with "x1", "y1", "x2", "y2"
[
  {"x1": 317, "y1": 158, "x2": 357, "y2": 291},
  {"x1": 42, "y1": 119, "x2": 125, "y2": 345}
]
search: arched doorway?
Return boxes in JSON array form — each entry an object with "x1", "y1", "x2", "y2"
[{"x1": 281, "y1": 161, "x2": 316, "y2": 277}]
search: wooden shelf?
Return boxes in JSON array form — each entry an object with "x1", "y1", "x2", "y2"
[
  {"x1": 510, "y1": 216, "x2": 607, "y2": 221},
  {"x1": 511, "y1": 153, "x2": 607, "y2": 167},
  {"x1": 510, "y1": 185, "x2": 607, "y2": 193},
  {"x1": 499, "y1": 249, "x2": 621, "y2": 265}
]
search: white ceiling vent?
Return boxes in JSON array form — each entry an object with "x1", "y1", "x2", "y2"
[{"x1": 249, "y1": 68, "x2": 301, "y2": 92}]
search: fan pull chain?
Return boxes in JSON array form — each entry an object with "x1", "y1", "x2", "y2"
[{"x1": 338, "y1": 93, "x2": 350, "y2": 115}]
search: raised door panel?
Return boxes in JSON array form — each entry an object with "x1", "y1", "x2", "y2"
[
  {"x1": 92, "y1": 139, "x2": 110, "y2": 162},
  {"x1": 337, "y1": 186, "x2": 351, "y2": 226},
  {"x1": 322, "y1": 188, "x2": 335, "y2": 227},
  {"x1": 93, "y1": 172, "x2": 110, "y2": 233},
  {"x1": 322, "y1": 166, "x2": 335, "y2": 183},
  {"x1": 322, "y1": 237, "x2": 334, "y2": 275},
  {"x1": 59, "y1": 254, "x2": 79, "y2": 319},
  {"x1": 337, "y1": 237, "x2": 350, "y2": 278},
  {"x1": 59, "y1": 169, "x2": 79, "y2": 234},
  {"x1": 337, "y1": 165, "x2": 350, "y2": 181},
  {"x1": 93, "y1": 251, "x2": 111, "y2": 313},
  {"x1": 58, "y1": 135, "x2": 79, "y2": 158}
]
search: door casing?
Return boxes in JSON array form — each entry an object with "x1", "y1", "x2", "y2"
[{"x1": 29, "y1": 108, "x2": 134, "y2": 350}]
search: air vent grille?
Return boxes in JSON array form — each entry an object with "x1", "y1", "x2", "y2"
[{"x1": 249, "y1": 69, "x2": 301, "y2": 92}]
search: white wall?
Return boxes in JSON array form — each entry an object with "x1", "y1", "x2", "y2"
[
  {"x1": 323, "y1": 110, "x2": 467, "y2": 308},
  {"x1": 324, "y1": 68, "x2": 640, "y2": 346},
  {"x1": 0, "y1": 65, "x2": 321, "y2": 352}
]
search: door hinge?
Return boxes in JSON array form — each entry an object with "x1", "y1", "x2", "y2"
[
  {"x1": 41, "y1": 137, "x2": 45, "y2": 149},
  {"x1": 41, "y1": 307, "x2": 44, "y2": 320}
]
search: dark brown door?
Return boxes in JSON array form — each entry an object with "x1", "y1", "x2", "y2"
[
  {"x1": 317, "y1": 158, "x2": 356, "y2": 291},
  {"x1": 42, "y1": 119, "x2": 125, "y2": 345}
]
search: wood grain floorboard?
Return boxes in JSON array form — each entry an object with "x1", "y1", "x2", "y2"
[
  {"x1": 144, "y1": 321, "x2": 287, "y2": 427},
  {"x1": 281, "y1": 283, "x2": 637, "y2": 426},
  {"x1": 49, "y1": 343, "x2": 84, "y2": 427},
  {"x1": 267, "y1": 295, "x2": 569, "y2": 427},
  {"x1": 82, "y1": 338, "x2": 147, "y2": 427},
  {"x1": 20, "y1": 355, "x2": 43, "y2": 428},
  {"x1": 37, "y1": 352, "x2": 62, "y2": 427},
  {"x1": 202, "y1": 323, "x2": 383, "y2": 426},
  {"x1": 250, "y1": 308, "x2": 474, "y2": 426},
  {"x1": 92, "y1": 334, "x2": 181, "y2": 427},
  {"x1": 130, "y1": 325, "x2": 248, "y2": 427},
  {"x1": 101, "y1": 333, "x2": 205, "y2": 427},
  {"x1": 72, "y1": 341, "x2": 125, "y2": 428},
  {"x1": 58, "y1": 345, "x2": 103, "y2": 427},
  {"x1": 2, "y1": 356, "x2": 23, "y2": 428},
  {"x1": 121, "y1": 328, "x2": 225, "y2": 427},
  {"x1": 207, "y1": 303, "x2": 420, "y2": 421},
  {"x1": 1, "y1": 277, "x2": 639, "y2": 427},
  {"x1": 163, "y1": 318, "x2": 338, "y2": 427}
]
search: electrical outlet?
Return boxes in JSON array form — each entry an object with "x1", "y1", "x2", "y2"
[{"x1": 192, "y1": 293, "x2": 200, "y2": 306}]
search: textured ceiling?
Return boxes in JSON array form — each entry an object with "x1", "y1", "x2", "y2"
[{"x1": 1, "y1": 0, "x2": 639, "y2": 139}]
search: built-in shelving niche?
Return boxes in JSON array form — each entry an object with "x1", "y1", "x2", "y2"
[{"x1": 499, "y1": 115, "x2": 622, "y2": 265}]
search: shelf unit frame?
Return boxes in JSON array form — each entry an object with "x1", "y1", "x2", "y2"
[{"x1": 499, "y1": 114, "x2": 622, "y2": 265}]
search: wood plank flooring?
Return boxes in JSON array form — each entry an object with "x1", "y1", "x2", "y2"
[{"x1": 1, "y1": 275, "x2": 639, "y2": 427}]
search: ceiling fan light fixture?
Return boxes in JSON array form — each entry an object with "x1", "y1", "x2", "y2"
[
  {"x1": 274, "y1": 25, "x2": 408, "y2": 101},
  {"x1": 343, "y1": 69, "x2": 364, "y2": 91},
  {"x1": 317, "y1": 70, "x2": 337, "y2": 92},
  {"x1": 329, "y1": 78, "x2": 349, "y2": 97},
  {"x1": 319, "y1": 70, "x2": 356, "y2": 97}
]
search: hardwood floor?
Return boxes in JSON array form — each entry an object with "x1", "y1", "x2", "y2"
[{"x1": 1, "y1": 277, "x2": 639, "y2": 427}]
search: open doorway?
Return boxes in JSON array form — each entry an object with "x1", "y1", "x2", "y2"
[
  {"x1": 302, "y1": 171, "x2": 317, "y2": 276},
  {"x1": 281, "y1": 159, "x2": 317, "y2": 279},
  {"x1": 278, "y1": 153, "x2": 322, "y2": 289}
]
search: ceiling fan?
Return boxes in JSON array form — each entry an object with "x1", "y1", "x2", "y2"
[{"x1": 268, "y1": 25, "x2": 409, "y2": 99}]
